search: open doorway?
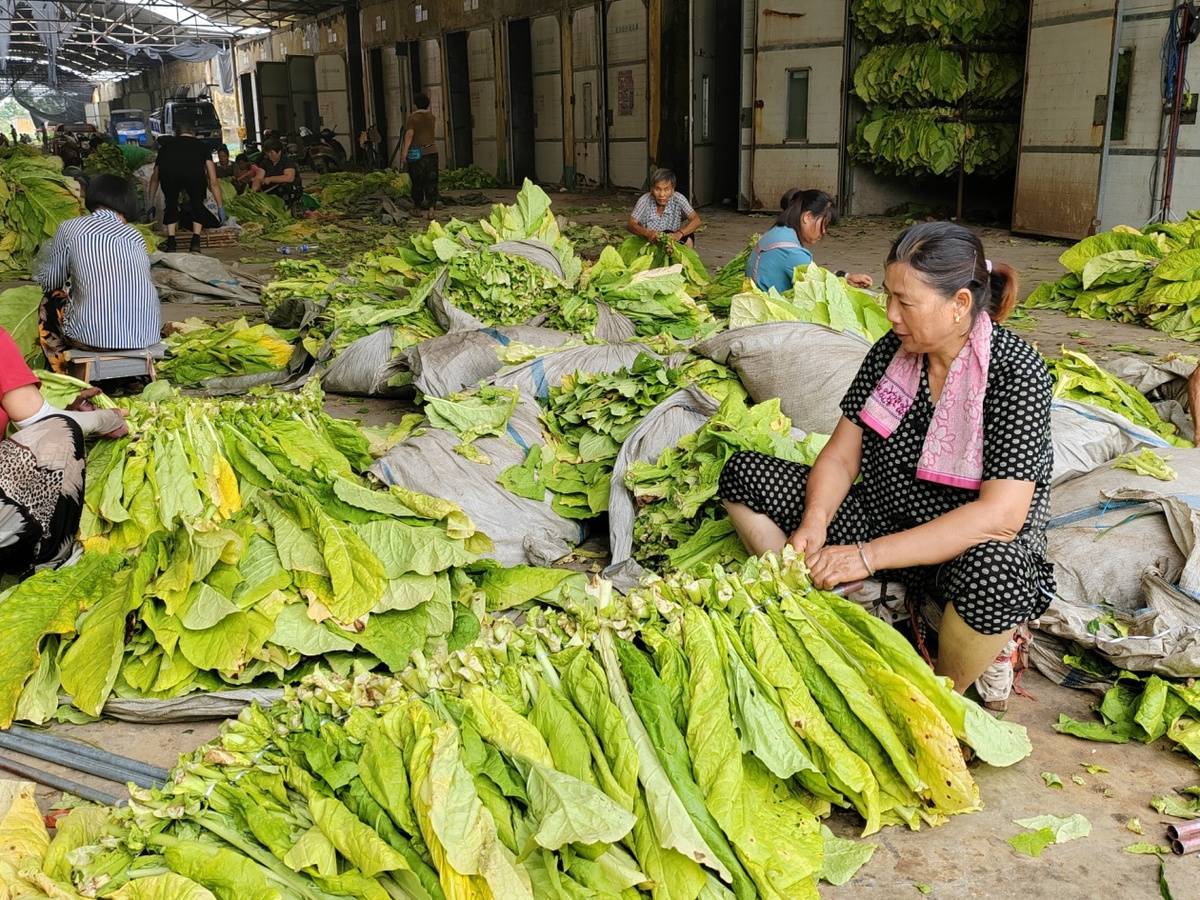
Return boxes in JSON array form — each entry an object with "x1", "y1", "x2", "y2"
[
  {"x1": 369, "y1": 47, "x2": 388, "y2": 155},
  {"x1": 445, "y1": 30, "x2": 473, "y2": 167},
  {"x1": 239, "y1": 72, "x2": 256, "y2": 144},
  {"x1": 656, "y1": 0, "x2": 741, "y2": 207},
  {"x1": 508, "y1": 18, "x2": 536, "y2": 184}
]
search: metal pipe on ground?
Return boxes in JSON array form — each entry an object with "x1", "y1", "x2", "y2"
[
  {"x1": 0, "y1": 732, "x2": 163, "y2": 789},
  {"x1": 1166, "y1": 819, "x2": 1200, "y2": 841},
  {"x1": 1171, "y1": 832, "x2": 1200, "y2": 855},
  {"x1": 7, "y1": 725, "x2": 170, "y2": 781},
  {"x1": 0, "y1": 755, "x2": 123, "y2": 806}
]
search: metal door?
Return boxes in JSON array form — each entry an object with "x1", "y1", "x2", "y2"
[
  {"x1": 1011, "y1": 1, "x2": 1120, "y2": 238},
  {"x1": 572, "y1": 3, "x2": 604, "y2": 185},
  {"x1": 419, "y1": 38, "x2": 448, "y2": 161},
  {"x1": 468, "y1": 28, "x2": 498, "y2": 176},
  {"x1": 316, "y1": 53, "x2": 351, "y2": 149},
  {"x1": 690, "y1": 0, "x2": 718, "y2": 206},
  {"x1": 605, "y1": 0, "x2": 649, "y2": 189},
  {"x1": 287, "y1": 55, "x2": 319, "y2": 134},
  {"x1": 750, "y1": 0, "x2": 846, "y2": 210},
  {"x1": 256, "y1": 61, "x2": 291, "y2": 136},
  {"x1": 531, "y1": 14, "x2": 564, "y2": 184}
]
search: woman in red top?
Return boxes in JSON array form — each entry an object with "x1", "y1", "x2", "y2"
[{"x1": 0, "y1": 327, "x2": 126, "y2": 578}]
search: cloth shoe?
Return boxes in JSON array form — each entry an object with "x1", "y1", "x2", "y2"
[
  {"x1": 163, "y1": 235, "x2": 177, "y2": 253},
  {"x1": 189, "y1": 234, "x2": 202, "y2": 254}
]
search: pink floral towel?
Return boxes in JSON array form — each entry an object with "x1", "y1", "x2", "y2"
[{"x1": 860, "y1": 313, "x2": 993, "y2": 490}]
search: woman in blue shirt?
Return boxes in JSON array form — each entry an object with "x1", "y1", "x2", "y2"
[{"x1": 746, "y1": 189, "x2": 873, "y2": 293}]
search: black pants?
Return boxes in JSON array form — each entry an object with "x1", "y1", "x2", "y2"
[
  {"x1": 264, "y1": 181, "x2": 304, "y2": 206},
  {"x1": 162, "y1": 176, "x2": 206, "y2": 227},
  {"x1": 410, "y1": 154, "x2": 439, "y2": 210}
]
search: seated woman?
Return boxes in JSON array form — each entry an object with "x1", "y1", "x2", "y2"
[
  {"x1": 35, "y1": 174, "x2": 161, "y2": 353},
  {"x1": 0, "y1": 326, "x2": 126, "y2": 578},
  {"x1": 747, "y1": 189, "x2": 873, "y2": 293},
  {"x1": 719, "y1": 221, "x2": 1054, "y2": 692},
  {"x1": 251, "y1": 137, "x2": 303, "y2": 209},
  {"x1": 627, "y1": 168, "x2": 701, "y2": 247}
]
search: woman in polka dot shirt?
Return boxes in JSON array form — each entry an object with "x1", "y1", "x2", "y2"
[{"x1": 720, "y1": 221, "x2": 1054, "y2": 693}]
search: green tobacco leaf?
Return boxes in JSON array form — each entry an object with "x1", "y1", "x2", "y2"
[
  {"x1": 819, "y1": 824, "x2": 875, "y2": 886},
  {"x1": 1041, "y1": 772, "x2": 1064, "y2": 789},
  {"x1": 1014, "y1": 814, "x2": 1091, "y2": 844},
  {"x1": 526, "y1": 762, "x2": 637, "y2": 850},
  {"x1": 111, "y1": 872, "x2": 218, "y2": 900},
  {"x1": 1053, "y1": 714, "x2": 1131, "y2": 744},
  {"x1": 0, "y1": 553, "x2": 119, "y2": 727},
  {"x1": 1125, "y1": 843, "x2": 1172, "y2": 855},
  {"x1": 1008, "y1": 826, "x2": 1056, "y2": 858}
]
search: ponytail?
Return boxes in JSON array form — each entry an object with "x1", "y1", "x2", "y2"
[{"x1": 987, "y1": 261, "x2": 1019, "y2": 323}]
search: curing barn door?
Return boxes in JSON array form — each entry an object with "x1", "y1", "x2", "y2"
[
  {"x1": 605, "y1": 0, "x2": 649, "y2": 189},
  {"x1": 419, "y1": 39, "x2": 449, "y2": 162},
  {"x1": 532, "y1": 14, "x2": 564, "y2": 184},
  {"x1": 1012, "y1": 1, "x2": 1119, "y2": 238},
  {"x1": 287, "y1": 55, "x2": 320, "y2": 133},
  {"x1": 690, "y1": 0, "x2": 717, "y2": 206},
  {"x1": 752, "y1": 1, "x2": 846, "y2": 210},
  {"x1": 256, "y1": 61, "x2": 292, "y2": 136},
  {"x1": 468, "y1": 28, "x2": 499, "y2": 177},
  {"x1": 572, "y1": 3, "x2": 604, "y2": 186},
  {"x1": 316, "y1": 53, "x2": 351, "y2": 152}
]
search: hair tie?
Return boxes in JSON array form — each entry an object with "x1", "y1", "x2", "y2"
[{"x1": 985, "y1": 259, "x2": 994, "y2": 273}]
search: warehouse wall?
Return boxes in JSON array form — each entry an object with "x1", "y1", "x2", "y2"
[
  {"x1": 606, "y1": 0, "x2": 651, "y2": 189},
  {"x1": 1098, "y1": 0, "x2": 1200, "y2": 229}
]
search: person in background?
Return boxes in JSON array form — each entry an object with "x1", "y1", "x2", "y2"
[
  {"x1": 251, "y1": 137, "x2": 303, "y2": 210},
  {"x1": 0, "y1": 325, "x2": 126, "y2": 578},
  {"x1": 232, "y1": 153, "x2": 261, "y2": 195},
  {"x1": 214, "y1": 144, "x2": 235, "y2": 179},
  {"x1": 747, "y1": 189, "x2": 873, "y2": 293},
  {"x1": 36, "y1": 175, "x2": 161, "y2": 354},
  {"x1": 627, "y1": 168, "x2": 701, "y2": 247},
  {"x1": 148, "y1": 114, "x2": 223, "y2": 253},
  {"x1": 720, "y1": 221, "x2": 1053, "y2": 694},
  {"x1": 400, "y1": 92, "x2": 439, "y2": 220}
]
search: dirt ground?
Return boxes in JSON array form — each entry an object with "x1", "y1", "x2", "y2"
[{"x1": 6, "y1": 189, "x2": 1200, "y2": 898}]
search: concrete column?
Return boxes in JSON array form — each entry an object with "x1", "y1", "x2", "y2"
[{"x1": 494, "y1": 22, "x2": 510, "y2": 183}]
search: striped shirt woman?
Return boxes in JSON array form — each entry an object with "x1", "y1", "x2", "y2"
[{"x1": 36, "y1": 184, "x2": 161, "y2": 351}]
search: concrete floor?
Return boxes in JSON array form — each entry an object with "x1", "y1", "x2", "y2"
[{"x1": 7, "y1": 189, "x2": 1200, "y2": 898}]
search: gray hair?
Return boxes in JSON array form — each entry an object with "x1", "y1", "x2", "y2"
[{"x1": 650, "y1": 167, "x2": 676, "y2": 188}]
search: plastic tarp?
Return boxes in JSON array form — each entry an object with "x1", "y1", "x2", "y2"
[{"x1": 104, "y1": 38, "x2": 234, "y2": 93}]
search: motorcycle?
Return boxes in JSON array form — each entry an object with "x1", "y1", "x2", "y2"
[{"x1": 298, "y1": 126, "x2": 347, "y2": 173}]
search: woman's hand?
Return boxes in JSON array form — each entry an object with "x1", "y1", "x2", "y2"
[
  {"x1": 806, "y1": 544, "x2": 870, "y2": 591},
  {"x1": 788, "y1": 520, "x2": 828, "y2": 558},
  {"x1": 665, "y1": 230, "x2": 682, "y2": 242},
  {"x1": 847, "y1": 273, "x2": 874, "y2": 289},
  {"x1": 96, "y1": 409, "x2": 129, "y2": 440}
]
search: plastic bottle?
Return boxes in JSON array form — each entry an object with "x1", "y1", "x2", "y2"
[{"x1": 277, "y1": 244, "x2": 318, "y2": 255}]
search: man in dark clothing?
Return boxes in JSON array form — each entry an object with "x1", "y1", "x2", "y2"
[
  {"x1": 252, "y1": 137, "x2": 303, "y2": 209},
  {"x1": 400, "y1": 92, "x2": 438, "y2": 219},
  {"x1": 149, "y1": 117, "x2": 223, "y2": 253}
]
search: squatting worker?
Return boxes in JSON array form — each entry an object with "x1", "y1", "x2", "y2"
[
  {"x1": 252, "y1": 137, "x2": 303, "y2": 209},
  {"x1": 400, "y1": 92, "x2": 439, "y2": 220},
  {"x1": 748, "y1": 188, "x2": 873, "y2": 293},
  {"x1": 148, "y1": 113, "x2": 223, "y2": 253},
  {"x1": 719, "y1": 221, "x2": 1054, "y2": 692},
  {"x1": 0, "y1": 325, "x2": 126, "y2": 578},
  {"x1": 627, "y1": 168, "x2": 701, "y2": 247},
  {"x1": 36, "y1": 175, "x2": 161, "y2": 354}
]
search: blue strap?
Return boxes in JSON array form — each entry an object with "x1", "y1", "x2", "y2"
[
  {"x1": 1051, "y1": 400, "x2": 1173, "y2": 448},
  {"x1": 506, "y1": 424, "x2": 529, "y2": 451},
  {"x1": 482, "y1": 327, "x2": 510, "y2": 346},
  {"x1": 1046, "y1": 498, "x2": 1148, "y2": 529},
  {"x1": 531, "y1": 358, "x2": 550, "y2": 400}
]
